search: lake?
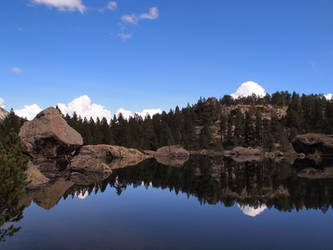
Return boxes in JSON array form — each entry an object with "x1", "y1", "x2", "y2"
[{"x1": 1, "y1": 156, "x2": 333, "y2": 250}]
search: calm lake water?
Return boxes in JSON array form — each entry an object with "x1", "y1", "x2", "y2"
[{"x1": 1, "y1": 156, "x2": 333, "y2": 250}]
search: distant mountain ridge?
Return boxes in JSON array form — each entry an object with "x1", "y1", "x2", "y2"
[{"x1": 0, "y1": 107, "x2": 9, "y2": 120}]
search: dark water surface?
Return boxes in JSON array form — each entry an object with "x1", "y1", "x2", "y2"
[{"x1": 1, "y1": 156, "x2": 333, "y2": 250}]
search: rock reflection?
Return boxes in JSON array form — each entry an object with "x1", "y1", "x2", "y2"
[
  {"x1": 5, "y1": 155, "x2": 333, "y2": 237},
  {"x1": 64, "y1": 156, "x2": 333, "y2": 214}
]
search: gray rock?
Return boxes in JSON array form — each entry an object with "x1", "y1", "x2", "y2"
[
  {"x1": 19, "y1": 107, "x2": 83, "y2": 159},
  {"x1": 155, "y1": 145, "x2": 190, "y2": 167},
  {"x1": 70, "y1": 144, "x2": 149, "y2": 173}
]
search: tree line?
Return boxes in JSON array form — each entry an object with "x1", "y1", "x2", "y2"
[
  {"x1": 63, "y1": 91, "x2": 333, "y2": 151},
  {"x1": 0, "y1": 91, "x2": 332, "y2": 151}
]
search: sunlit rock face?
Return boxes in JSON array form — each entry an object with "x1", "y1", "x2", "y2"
[{"x1": 237, "y1": 204, "x2": 267, "y2": 217}]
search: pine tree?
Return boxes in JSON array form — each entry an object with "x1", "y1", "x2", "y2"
[{"x1": 0, "y1": 132, "x2": 28, "y2": 242}]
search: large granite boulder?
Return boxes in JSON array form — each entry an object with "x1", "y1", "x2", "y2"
[
  {"x1": 19, "y1": 107, "x2": 83, "y2": 159},
  {"x1": 154, "y1": 145, "x2": 190, "y2": 167},
  {"x1": 292, "y1": 134, "x2": 333, "y2": 156},
  {"x1": 70, "y1": 144, "x2": 149, "y2": 173},
  {"x1": 155, "y1": 145, "x2": 190, "y2": 159}
]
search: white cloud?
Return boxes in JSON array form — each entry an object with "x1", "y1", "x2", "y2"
[
  {"x1": 14, "y1": 95, "x2": 162, "y2": 122},
  {"x1": 121, "y1": 14, "x2": 138, "y2": 24},
  {"x1": 11, "y1": 67, "x2": 22, "y2": 74},
  {"x1": 75, "y1": 191, "x2": 88, "y2": 199},
  {"x1": 121, "y1": 6, "x2": 159, "y2": 25},
  {"x1": 116, "y1": 108, "x2": 133, "y2": 120},
  {"x1": 107, "y1": 1, "x2": 117, "y2": 11},
  {"x1": 238, "y1": 204, "x2": 267, "y2": 217},
  {"x1": 57, "y1": 95, "x2": 112, "y2": 122},
  {"x1": 116, "y1": 108, "x2": 162, "y2": 120},
  {"x1": 118, "y1": 32, "x2": 132, "y2": 41},
  {"x1": 31, "y1": 0, "x2": 86, "y2": 13},
  {"x1": 135, "y1": 109, "x2": 162, "y2": 118},
  {"x1": 324, "y1": 94, "x2": 333, "y2": 100},
  {"x1": 15, "y1": 104, "x2": 42, "y2": 120},
  {"x1": 0, "y1": 98, "x2": 4, "y2": 108},
  {"x1": 140, "y1": 7, "x2": 159, "y2": 20},
  {"x1": 231, "y1": 81, "x2": 266, "y2": 99}
]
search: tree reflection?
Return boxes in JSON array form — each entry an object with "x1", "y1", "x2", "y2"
[
  {"x1": 0, "y1": 133, "x2": 29, "y2": 242},
  {"x1": 65, "y1": 156, "x2": 333, "y2": 213}
]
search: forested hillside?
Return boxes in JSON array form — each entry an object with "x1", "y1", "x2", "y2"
[
  {"x1": 63, "y1": 91, "x2": 333, "y2": 151},
  {"x1": 1, "y1": 91, "x2": 332, "y2": 152}
]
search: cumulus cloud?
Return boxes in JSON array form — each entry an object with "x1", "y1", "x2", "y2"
[
  {"x1": 57, "y1": 95, "x2": 112, "y2": 122},
  {"x1": 15, "y1": 104, "x2": 42, "y2": 120},
  {"x1": 11, "y1": 67, "x2": 22, "y2": 74},
  {"x1": 238, "y1": 204, "x2": 267, "y2": 217},
  {"x1": 116, "y1": 108, "x2": 133, "y2": 120},
  {"x1": 107, "y1": 1, "x2": 117, "y2": 11},
  {"x1": 324, "y1": 94, "x2": 333, "y2": 100},
  {"x1": 14, "y1": 95, "x2": 162, "y2": 122},
  {"x1": 140, "y1": 7, "x2": 159, "y2": 20},
  {"x1": 231, "y1": 81, "x2": 266, "y2": 99},
  {"x1": 116, "y1": 108, "x2": 162, "y2": 120},
  {"x1": 31, "y1": 0, "x2": 86, "y2": 13},
  {"x1": 136, "y1": 109, "x2": 162, "y2": 118},
  {"x1": 0, "y1": 98, "x2": 4, "y2": 108}
]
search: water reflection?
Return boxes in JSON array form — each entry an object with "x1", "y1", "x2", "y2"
[
  {"x1": 64, "y1": 156, "x2": 333, "y2": 213},
  {"x1": 2, "y1": 155, "x2": 333, "y2": 245}
]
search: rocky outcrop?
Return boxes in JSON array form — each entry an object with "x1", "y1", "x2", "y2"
[
  {"x1": 292, "y1": 133, "x2": 333, "y2": 156},
  {"x1": 0, "y1": 107, "x2": 9, "y2": 120},
  {"x1": 154, "y1": 145, "x2": 190, "y2": 167},
  {"x1": 19, "y1": 107, "x2": 83, "y2": 159},
  {"x1": 70, "y1": 144, "x2": 150, "y2": 173}
]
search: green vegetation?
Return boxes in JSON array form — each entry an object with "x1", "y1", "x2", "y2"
[
  {"x1": 62, "y1": 92, "x2": 333, "y2": 151},
  {"x1": 0, "y1": 132, "x2": 29, "y2": 242},
  {"x1": 0, "y1": 111, "x2": 25, "y2": 144}
]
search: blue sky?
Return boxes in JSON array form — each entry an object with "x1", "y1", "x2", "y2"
[{"x1": 0, "y1": 0, "x2": 332, "y2": 119}]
